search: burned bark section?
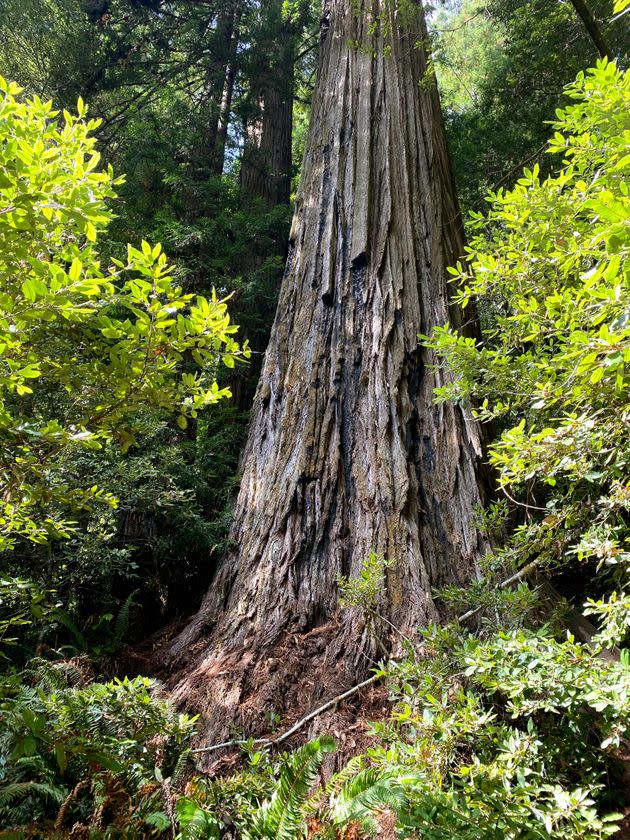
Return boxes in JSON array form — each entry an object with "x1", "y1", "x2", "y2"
[{"x1": 164, "y1": 0, "x2": 489, "y2": 746}]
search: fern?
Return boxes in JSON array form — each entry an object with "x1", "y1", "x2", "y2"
[
  {"x1": 52, "y1": 609, "x2": 88, "y2": 653},
  {"x1": 0, "y1": 780, "x2": 66, "y2": 808},
  {"x1": 176, "y1": 796, "x2": 221, "y2": 839},
  {"x1": 113, "y1": 590, "x2": 137, "y2": 650},
  {"x1": 244, "y1": 736, "x2": 336, "y2": 840},
  {"x1": 327, "y1": 767, "x2": 413, "y2": 834},
  {"x1": 320, "y1": 755, "x2": 364, "y2": 797},
  {"x1": 0, "y1": 662, "x2": 196, "y2": 834},
  {"x1": 171, "y1": 748, "x2": 195, "y2": 788},
  {"x1": 24, "y1": 656, "x2": 87, "y2": 690}
]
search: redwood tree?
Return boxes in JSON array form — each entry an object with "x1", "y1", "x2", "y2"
[
  {"x1": 230, "y1": 0, "x2": 299, "y2": 409},
  {"x1": 167, "y1": 0, "x2": 488, "y2": 739},
  {"x1": 239, "y1": 0, "x2": 295, "y2": 211}
]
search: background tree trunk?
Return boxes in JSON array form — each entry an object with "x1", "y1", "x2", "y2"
[
  {"x1": 230, "y1": 0, "x2": 297, "y2": 410},
  {"x1": 239, "y1": 1, "x2": 295, "y2": 210},
  {"x1": 238, "y1": 63, "x2": 293, "y2": 211},
  {"x1": 184, "y1": 3, "x2": 241, "y2": 224},
  {"x1": 165, "y1": 0, "x2": 488, "y2": 742}
]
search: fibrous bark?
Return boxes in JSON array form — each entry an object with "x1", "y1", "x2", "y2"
[
  {"x1": 238, "y1": 62, "x2": 293, "y2": 211},
  {"x1": 166, "y1": 0, "x2": 488, "y2": 742}
]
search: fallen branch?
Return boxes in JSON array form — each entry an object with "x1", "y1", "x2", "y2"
[{"x1": 191, "y1": 674, "x2": 380, "y2": 755}]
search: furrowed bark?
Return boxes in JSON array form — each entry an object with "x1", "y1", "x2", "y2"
[{"x1": 166, "y1": 0, "x2": 488, "y2": 743}]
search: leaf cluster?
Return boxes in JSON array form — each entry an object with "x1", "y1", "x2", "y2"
[
  {"x1": 425, "y1": 59, "x2": 630, "y2": 648},
  {"x1": 0, "y1": 77, "x2": 247, "y2": 552}
]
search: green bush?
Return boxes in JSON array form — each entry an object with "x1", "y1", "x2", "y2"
[
  {"x1": 0, "y1": 659, "x2": 196, "y2": 835},
  {"x1": 425, "y1": 59, "x2": 630, "y2": 647},
  {"x1": 0, "y1": 76, "x2": 247, "y2": 553},
  {"x1": 360, "y1": 624, "x2": 626, "y2": 839}
]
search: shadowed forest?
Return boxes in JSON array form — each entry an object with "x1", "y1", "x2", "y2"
[{"x1": 0, "y1": 0, "x2": 629, "y2": 836}]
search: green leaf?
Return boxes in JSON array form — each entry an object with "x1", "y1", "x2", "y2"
[
  {"x1": 68, "y1": 258, "x2": 82, "y2": 282},
  {"x1": 22, "y1": 276, "x2": 47, "y2": 301},
  {"x1": 55, "y1": 744, "x2": 67, "y2": 772}
]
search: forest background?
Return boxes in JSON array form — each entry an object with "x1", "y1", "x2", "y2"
[{"x1": 0, "y1": 0, "x2": 629, "y2": 837}]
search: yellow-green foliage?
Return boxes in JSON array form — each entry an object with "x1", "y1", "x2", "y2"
[
  {"x1": 426, "y1": 60, "x2": 630, "y2": 648},
  {"x1": 0, "y1": 77, "x2": 247, "y2": 551}
]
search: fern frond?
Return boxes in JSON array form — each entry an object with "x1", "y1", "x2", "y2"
[
  {"x1": 323, "y1": 755, "x2": 365, "y2": 797},
  {"x1": 113, "y1": 591, "x2": 137, "y2": 648},
  {"x1": 0, "y1": 781, "x2": 66, "y2": 808},
  {"x1": 54, "y1": 658, "x2": 89, "y2": 687},
  {"x1": 27, "y1": 656, "x2": 87, "y2": 690},
  {"x1": 52, "y1": 610, "x2": 87, "y2": 652},
  {"x1": 171, "y1": 749, "x2": 194, "y2": 788},
  {"x1": 245, "y1": 736, "x2": 336, "y2": 840},
  {"x1": 328, "y1": 768, "x2": 414, "y2": 836},
  {"x1": 304, "y1": 754, "x2": 364, "y2": 815},
  {"x1": 176, "y1": 796, "x2": 221, "y2": 840}
]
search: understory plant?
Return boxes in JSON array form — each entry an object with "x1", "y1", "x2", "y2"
[
  {"x1": 0, "y1": 75, "x2": 246, "y2": 555},
  {"x1": 424, "y1": 58, "x2": 630, "y2": 646},
  {"x1": 0, "y1": 76, "x2": 244, "y2": 837},
  {"x1": 366, "y1": 624, "x2": 628, "y2": 839},
  {"x1": 170, "y1": 626, "x2": 629, "y2": 840},
  {"x1": 0, "y1": 658, "x2": 196, "y2": 836},
  {"x1": 408, "y1": 55, "x2": 630, "y2": 840},
  {"x1": 175, "y1": 736, "x2": 413, "y2": 840}
]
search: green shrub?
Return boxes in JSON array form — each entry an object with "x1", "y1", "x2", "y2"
[
  {"x1": 0, "y1": 76, "x2": 246, "y2": 553},
  {"x1": 425, "y1": 58, "x2": 630, "y2": 647},
  {"x1": 0, "y1": 659, "x2": 196, "y2": 835}
]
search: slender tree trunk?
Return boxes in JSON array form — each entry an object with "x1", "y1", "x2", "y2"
[
  {"x1": 166, "y1": 0, "x2": 488, "y2": 741},
  {"x1": 184, "y1": 5, "x2": 240, "y2": 223},
  {"x1": 231, "y1": 4, "x2": 296, "y2": 409},
  {"x1": 214, "y1": 19, "x2": 240, "y2": 177},
  {"x1": 567, "y1": 0, "x2": 613, "y2": 60},
  {"x1": 202, "y1": 8, "x2": 238, "y2": 172}
]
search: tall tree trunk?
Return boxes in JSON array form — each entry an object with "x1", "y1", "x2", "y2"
[
  {"x1": 238, "y1": 67, "x2": 293, "y2": 210},
  {"x1": 166, "y1": 0, "x2": 488, "y2": 741},
  {"x1": 239, "y1": 5, "x2": 295, "y2": 210},
  {"x1": 230, "y1": 3, "x2": 296, "y2": 409},
  {"x1": 184, "y1": 4, "x2": 241, "y2": 223}
]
